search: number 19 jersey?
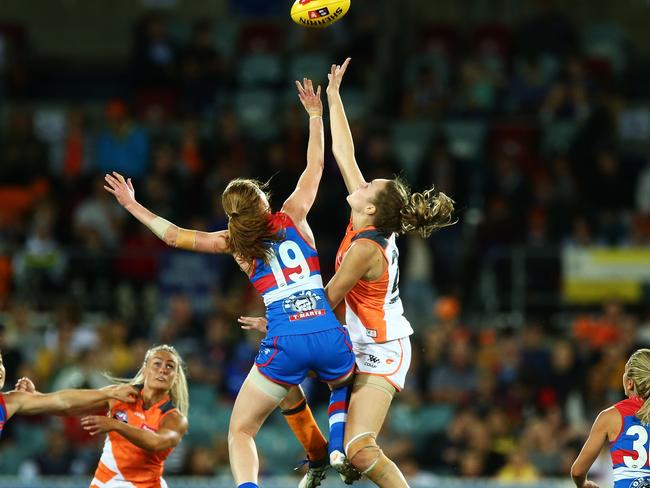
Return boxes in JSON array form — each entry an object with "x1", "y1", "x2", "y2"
[
  {"x1": 249, "y1": 212, "x2": 340, "y2": 338},
  {"x1": 335, "y1": 222, "x2": 413, "y2": 345},
  {"x1": 610, "y1": 397, "x2": 650, "y2": 487}
]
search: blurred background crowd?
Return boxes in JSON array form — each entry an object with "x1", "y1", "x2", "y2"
[{"x1": 1, "y1": 0, "x2": 650, "y2": 483}]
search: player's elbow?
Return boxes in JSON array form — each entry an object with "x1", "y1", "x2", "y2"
[{"x1": 570, "y1": 460, "x2": 586, "y2": 480}]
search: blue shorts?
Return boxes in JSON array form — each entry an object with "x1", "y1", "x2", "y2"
[{"x1": 255, "y1": 327, "x2": 355, "y2": 386}]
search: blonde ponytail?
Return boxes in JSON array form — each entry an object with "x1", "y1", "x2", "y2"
[{"x1": 627, "y1": 349, "x2": 650, "y2": 424}]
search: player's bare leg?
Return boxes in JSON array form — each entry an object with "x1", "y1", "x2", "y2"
[
  {"x1": 344, "y1": 379, "x2": 409, "y2": 488},
  {"x1": 228, "y1": 375, "x2": 282, "y2": 486}
]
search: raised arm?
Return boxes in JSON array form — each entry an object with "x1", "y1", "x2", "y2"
[
  {"x1": 571, "y1": 408, "x2": 617, "y2": 488},
  {"x1": 4, "y1": 384, "x2": 137, "y2": 418},
  {"x1": 104, "y1": 172, "x2": 229, "y2": 254},
  {"x1": 82, "y1": 410, "x2": 188, "y2": 452},
  {"x1": 326, "y1": 58, "x2": 366, "y2": 194},
  {"x1": 281, "y1": 78, "x2": 325, "y2": 224}
]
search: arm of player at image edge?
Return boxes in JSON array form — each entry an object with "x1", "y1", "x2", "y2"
[
  {"x1": 326, "y1": 57, "x2": 366, "y2": 195},
  {"x1": 3, "y1": 384, "x2": 138, "y2": 418},
  {"x1": 281, "y1": 78, "x2": 325, "y2": 224},
  {"x1": 81, "y1": 410, "x2": 188, "y2": 452},
  {"x1": 571, "y1": 407, "x2": 618, "y2": 488},
  {"x1": 13, "y1": 377, "x2": 124, "y2": 416},
  {"x1": 103, "y1": 171, "x2": 229, "y2": 254}
]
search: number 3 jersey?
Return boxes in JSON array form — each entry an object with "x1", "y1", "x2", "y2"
[
  {"x1": 249, "y1": 212, "x2": 340, "y2": 338},
  {"x1": 335, "y1": 222, "x2": 413, "y2": 345},
  {"x1": 611, "y1": 397, "x2": 650, "y2": 487}
]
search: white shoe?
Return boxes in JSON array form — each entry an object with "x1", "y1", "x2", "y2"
[{"x1": 330, "y1": 450, "x2": 362, "y2": 485}]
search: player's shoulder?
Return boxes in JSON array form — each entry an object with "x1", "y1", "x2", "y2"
[{"x1": 612, "y1": 396, "x2": 644, "y2": 417}]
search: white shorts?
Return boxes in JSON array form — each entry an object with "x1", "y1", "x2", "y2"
[{"x1": 353, "y1": 336, "x2": 412, "y2": 391}]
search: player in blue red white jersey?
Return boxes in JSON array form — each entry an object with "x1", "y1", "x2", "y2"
[
  {"x1": 104, "y1": 78, "x2": 355, "y2": 488},
  {"x1": 572, "y1": 348, "x2": 650, "y2": 488},
  {"x1": 0, "y1": 351, "x2": 137, "y2": 438}
]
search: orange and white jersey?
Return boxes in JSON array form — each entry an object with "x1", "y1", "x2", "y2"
[
  {"x1": 335, "y1": 222, "x2": 413, "y2": 344},
  {"x1": 90, "y1": 391, "x2": 177, "y2": 488}
]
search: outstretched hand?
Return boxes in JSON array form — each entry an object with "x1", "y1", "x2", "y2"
[
  {"x1": 238, "y1": 316, "x2": 268, "y2": 333},
  {"x1": 104, "y1": 171, "x2": 136, "y2": 209},
  {"x1": 327, "y1": 57, "x2": 351, "y2": 95},
  {"x1": 81, "y1": 415, "x2": 117, "y2": 435},
  {"x1": 296, "y1": 78, "x2": 322, "y2": 117}
]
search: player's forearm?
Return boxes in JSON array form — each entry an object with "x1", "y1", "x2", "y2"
[
  {"x1": 306, "y1": 115, "x2": 325, "y2": 170},
  {"x1": 112, "y1": 421, "x2": 172, "y2": 452},
  {"x1": 327, "y1": 91, "x2": 365, "y2": 192},
  {"x1": 125, "y1": 200, "x2": 200, "y2": 249},
  {"x1": 327, "y1": 91, "x2": 355, "y2": 161},
  {"x1": 22, "y1": 389, "x2": 111, "y2": 415}
]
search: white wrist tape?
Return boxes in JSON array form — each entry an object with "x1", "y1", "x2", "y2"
[{"x1": 149, "y1": 216, "x2": 173, "y2": 240}]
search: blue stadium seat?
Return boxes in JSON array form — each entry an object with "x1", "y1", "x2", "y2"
[
  {"x1": 403, "y1": 54, "x2": 450, "y2": 87},
  {"x1": 287, "y1": 53, "x2": 330, "y2": 85},
  {"x1": 541, "y1": 120, "x2": 578, "y2": 154},
  {"x1": 390, "y1": 120, "x2": 436, "y2": 179},
  {"x1": 583, "y1": 22, "x2": 626, "y2": 74},
  {"x1": 339, "y1": 88, "x2": 368, "y2": 120},
  {"x1": 443, "y1": 119, "x2": 487, "y2": 161},
  {"x1": 233, "y1": 89, "x2": 280, "y2": 139},
  {"x1": 238, "y1": 53, "x2": 283, "y2": 86}
]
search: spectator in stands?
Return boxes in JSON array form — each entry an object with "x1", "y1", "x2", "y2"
[
  {"x1": 179, "y1": 20, "x2": 223, "y2": 114},
  {"x1": 429, "y1": 340, "x2": 479, "y2": 405},
  {"x1": 131, "y1": 11, "x2": 178, "y2": 89},
  {"x1": 95, "y1": 100, "x2": 150, "y2": 179}
]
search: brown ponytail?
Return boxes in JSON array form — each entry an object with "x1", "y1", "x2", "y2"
[
  {"x1": 373, "y1": 177, "x2": 457, "y2": 237},
  {"x1": 222, "y1": 179, "x2": 281, "y2": 262}
]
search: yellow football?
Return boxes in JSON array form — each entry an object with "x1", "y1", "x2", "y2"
[{"x1": 290, "y1": 0, "x2": 351, "y2": 29}]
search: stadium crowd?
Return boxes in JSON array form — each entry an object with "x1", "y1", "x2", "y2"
[{"x1": 0, "y1": 2, "x2": 649, "y2": 481}]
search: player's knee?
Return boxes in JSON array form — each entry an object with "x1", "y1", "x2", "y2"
[{"x1": 345, "y1": 433, "x2": 381, "y2": 473}]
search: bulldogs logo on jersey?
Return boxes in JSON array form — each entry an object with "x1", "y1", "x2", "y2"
[
  {"x1": 283, "y1": 290, "x2": 325, "y2": 321},
  {"x1": 631, "y1": 478, "x2": 650, "y2": 488}
]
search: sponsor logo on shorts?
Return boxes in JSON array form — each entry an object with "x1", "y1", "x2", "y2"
[
  {"x1": 364, "y1": 354, "x2": 381, "y2": 368},
  {"x1": 283, "y1": 290, "x2": 325, "y2": 322},
  {"x1": 114, "y1": 410, "x2": 128, "y2": 423},
  {"x1": 366, "y1": 329, "x2": 378, "y2": 338},
  {"x1": 309, "y1": 7, "x2": 330, "y2": 19},
  {"x1": 631, "y1": 478, "x2": 650, "y2": 488}
]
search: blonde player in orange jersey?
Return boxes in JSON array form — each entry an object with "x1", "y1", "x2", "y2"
[
  {"x1": 79, "y1": 344, "x2": 189, "y2": 488},
  {"x1": 240, "y1": 58, "x2": 457, "y2": 488}
]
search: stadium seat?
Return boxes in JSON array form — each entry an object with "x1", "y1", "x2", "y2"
[
  {"x1": 189, "y1": 384, "x2": 218, "y2": 411},
  {"x1": 541, "y1": 120, "x2": 578, "y2": 154},
  {"x1": 287, "y1": 53, "x2": 330, "y2": 85},
  {"x1": 256, "y1": 425, "x2": 303, "y2": 473},
  {"x1": 233, "y1": 88, "x2": 279, "y2": 139},
  {"x1": 237, "y1": 53, "x2": 283, "y2": 86},
  {"x1": 443, "y1": 119, "x2": 488, "y2": 161},
  {"x1": 390, "y1": 120, "x2": 436, "y2": 179},
  {"x1": 583, "y1": 22, "x2": 626, "y2": 74},
  {"x1": 416, "y1": 23, "x2": 459, "y2": 58},
  {"x1": 339, "y1": 88, "x2": 368, "y2": 120},
  {"x1": 213, "y1": 20, "x2": 240, "y2": 60},
  {"x1": 238, "y1": 22, "x2": 284, "y2": 53},
  {"x1": 403, "y1": 54, "x2": 450, "y2": 87}
]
